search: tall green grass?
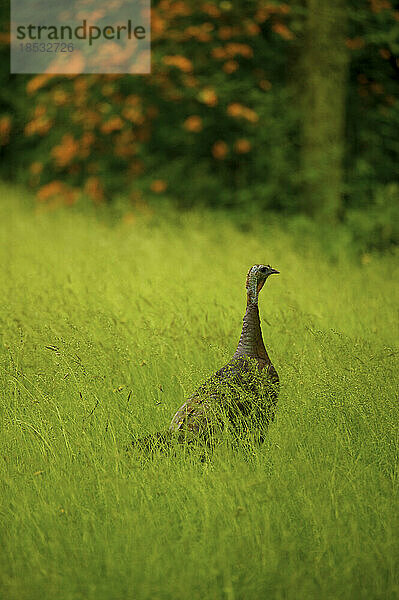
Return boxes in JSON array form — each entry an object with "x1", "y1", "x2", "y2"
[{"x1": 1, "y1": 185, "x2": 398, "y2": 600}]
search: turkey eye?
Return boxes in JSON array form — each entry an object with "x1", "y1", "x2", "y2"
[{"x1": 260, "y1": 267, "x2": 267, "y2": 273}]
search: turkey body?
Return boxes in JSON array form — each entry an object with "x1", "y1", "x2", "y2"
[{"x1": 169, "y1": 282, "x2": 279, "y2": 444}]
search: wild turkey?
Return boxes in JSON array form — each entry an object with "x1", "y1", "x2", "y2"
[
  {"x1": 168, "y1": 264, "x2": 279, "y2": 444},
  {"x1": 134, "y1": 264, "x2": 279, "y2": 450}
]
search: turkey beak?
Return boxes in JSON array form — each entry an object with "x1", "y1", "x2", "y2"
[{"x1": 268, "y1": 268, "x2": 279, "y2": 275}]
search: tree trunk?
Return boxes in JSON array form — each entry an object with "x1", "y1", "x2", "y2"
[{"x1": 299, "y1": 1, "x2": 349, "y2": 222}]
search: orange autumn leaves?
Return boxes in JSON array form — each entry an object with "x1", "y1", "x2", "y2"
[
  {"x1": 25, "y1": 105, "x2": 52, "y2": 137},
  {"x1": 37, "y1": 131, "x2": 103, "y2": 204},
  {"x1": 0, "y1": 116, "x2": 11, "y2": 146},
  {"x1": 21, "y1": 1, "x2": 297, "y2": 205},
  {"x1": 29, "y1": 82, "x2": 149, "y2": 204},
  {"x1": 212, "y1": 139, "x2": 252, "y2": 160},
  {"x1": 227, "y1": 103, "x2": 259, "y2": 123},
  {"x1": 150, "y1": 180, "x2": 168, "y2": 193},
  {"x1": 212, "y1": 42, "x2": 253, "y2": 60},
  {"x1": 52, "y1": 134, "x2": 79, "y2": 168},
  {"x1": 212, "y1": 141, "x2": 228, "y2": 159},
  {"x1": 234, "y1": 139, "x2": 252, "y2": 154},
  {"x1": 184, "y1": 98, "x2": 259, "y2": 130},
  {"x1": 183, "y1": 101, "x2": 256, "y2": 159},
  {"x1": 271, "y1": 23, "x2": 294, "y2": 40},
  {"x1": 36, "y1": 177, "x2": 104, "y2": 206},
  {"x1": 163, "y1": 55, "x2": 193, "y2": 73},
  {"x1": 184, "y1": 115, "x2": 203, "y2": 132},
  {"x1": 198, "y1": 88, "x2": 218, "y2": 107},
  {"x1": 101, "y1": 116, "x2": 124, "y2": 134},
  {"x1": 37, "y1": 181, "x2": 78, "y2": 206}
]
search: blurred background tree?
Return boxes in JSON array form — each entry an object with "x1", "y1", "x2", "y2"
[
  {"x1": 0, "y1": 0, "x2": 398, "y2": 246},
  {"x1": 298, "y1": 0, "x2": 349, "y2": 222}
]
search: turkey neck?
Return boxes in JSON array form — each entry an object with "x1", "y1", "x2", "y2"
[{"x1": 233, "y1": 296, "x2": 269, "y2": 361}]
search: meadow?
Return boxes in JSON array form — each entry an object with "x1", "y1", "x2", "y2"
[{"x1": 1, "y1": 185, "x2": 398, "y2": 600}]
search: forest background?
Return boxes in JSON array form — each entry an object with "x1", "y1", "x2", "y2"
[{"x1": 0, "y1": 0, "x2": 398, "y2": 253}]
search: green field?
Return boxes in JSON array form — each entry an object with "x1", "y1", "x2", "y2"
[{"x1": 1, "y1": 186, "x2": 398, "y2": 600}]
